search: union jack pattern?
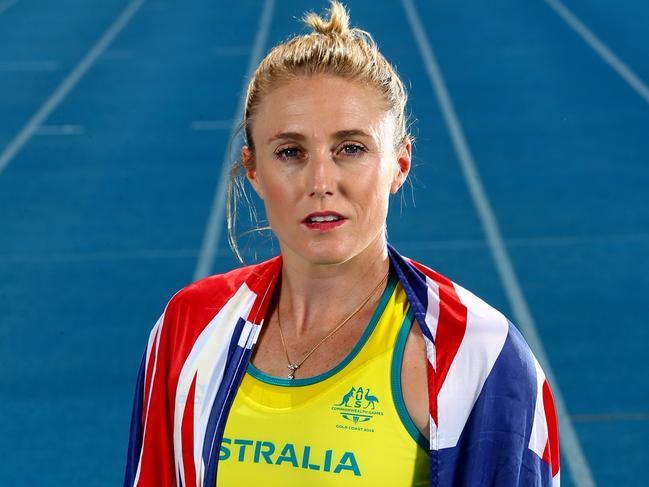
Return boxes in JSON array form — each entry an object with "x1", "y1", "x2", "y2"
[{"x1": 124, "y1": 244, "x2": 560, "y2": 486}]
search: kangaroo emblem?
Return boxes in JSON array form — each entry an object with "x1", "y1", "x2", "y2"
[
  {"x1": 364, "y1": 388, "x2": 379, "y2": 409},
  {"x1": 335, "y1": 387, "x2": 356, "y2": 407}
]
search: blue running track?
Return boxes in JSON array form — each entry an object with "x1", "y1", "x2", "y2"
[{"x1": 0, "y1": 1, "x2": 647, "y2": 485}]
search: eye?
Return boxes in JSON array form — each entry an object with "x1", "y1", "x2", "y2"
[
  {"x1": 338, "y1": 143, "x2": 367, "y2": 157},
  {"x1": 274, "y1": 146, "x2": 304, "y2": 161}
]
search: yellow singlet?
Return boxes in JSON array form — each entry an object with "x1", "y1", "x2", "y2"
[{"x1": 217, "y1": 274, "x2": 430, "y2": 486}]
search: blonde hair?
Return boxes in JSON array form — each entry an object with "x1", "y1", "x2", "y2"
[{"x1": 227, "y1": 0, "x2": 411, "y2": 262}]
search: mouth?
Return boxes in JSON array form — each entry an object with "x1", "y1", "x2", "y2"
[{"x1": 302, "y1": 211, "x2": 347, "y2": 231}]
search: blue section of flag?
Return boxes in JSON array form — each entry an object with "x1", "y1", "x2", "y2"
[
  {"x1": 124, "y1": 352, "x2": 146, "y2": 487},
  {"x1": 436, "y1": 322, "x2": 548, "y2": 485},
  {"x1": 203, "y1": 317, "x2": 254, "y2": 485}
]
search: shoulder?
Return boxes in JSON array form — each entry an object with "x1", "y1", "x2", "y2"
[
  {"x1": 404, "y1": 256, "x2": 511, "y2": 339},
  {"x1": 401, "y1": 255, "x2": 537, "y2": 389},
  {"x1": 395, "y1": 252, "x2": 557, "y2": 469},
  {"x1": 391, "y1": 250, "x2": 512, "y2": 347},
  {"x1": 155, "y1": 256, "x2": 281, "y2": 341},
  {"x1": 166, "y1": 256, "x2": 281, "y2": 313},
  {"x1": 448, "y1": 279, "x2": 537, "y2": 386}
]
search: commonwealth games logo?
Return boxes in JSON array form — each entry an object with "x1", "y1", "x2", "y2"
[{"x1": 331, "y1": 386, "x2": 383, "y2": 425}]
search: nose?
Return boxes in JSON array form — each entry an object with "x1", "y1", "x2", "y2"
[{"x1": 308, "y1": 150, "x2": 336, "y2": 198}]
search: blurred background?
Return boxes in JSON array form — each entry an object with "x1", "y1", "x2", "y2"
[{"x1": 0, "y1": 0, "x2": 647, "y2": 485}]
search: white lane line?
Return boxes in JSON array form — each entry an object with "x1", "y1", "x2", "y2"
[
  {"x1": 0, "y1": 0, "x2": 18, "y2": 15},
  {"x1": 545, "y1": 0, "x2": 649, "y2": 105},
  {"x1": 0, "y1": 0, "x2": 145, "y2": 178},
  {"x1": 190, "y1": 120, "x2": 234, "y2": 131},
  {"x1": 35, "y1": 125, "x2": 84, "y2": 136},
  {"x1": 0, "y1": 61, "x2": 60, "y2": 72},
  {"x1": 400, "y1": 0, "x2": 596, "y2": 486},
  {"x1": 193, "y1": 0, "x2": 275, "y2": 281}
]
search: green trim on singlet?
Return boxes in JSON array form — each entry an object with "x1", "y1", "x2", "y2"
[
  {"x1": 391, "y1": 306, "x2": 430, "y2": 451},
  {"x1": 247, "y1": 272, "x2": 399, "y2": 387}
]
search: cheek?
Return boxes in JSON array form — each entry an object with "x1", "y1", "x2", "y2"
[
  {"x1": 248, "y1": 172, "x2": 265, "y2": 200},
  {"x1": 259, "y1": 174, "x2": 296, "y2": 216},
  {"x1": 352, "y1": 173, "x2": 392, "y2": 220}
]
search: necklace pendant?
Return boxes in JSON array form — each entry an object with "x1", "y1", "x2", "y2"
[{"x1": 287, "y1": 363, "x2": 299, "y2": 379}]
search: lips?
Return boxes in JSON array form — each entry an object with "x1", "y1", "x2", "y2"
[
  {"x1": 302, "y1": 211, "x2": 346, "y2": 223},
  {"x1": 302, "y1": 211, "x2": 347, "y2": 231}
]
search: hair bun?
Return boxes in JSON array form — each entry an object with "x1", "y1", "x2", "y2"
[{"x1": 303, "y1": 1, "x2": 350, "y2": 36}]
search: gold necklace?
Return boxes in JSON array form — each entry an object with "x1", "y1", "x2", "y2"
[{"x1": 276, "y1": 270, "x2": 389, "y2": 379}]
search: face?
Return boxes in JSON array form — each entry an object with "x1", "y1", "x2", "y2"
[{"x1": 243, "y1": 75, "x2": 410, "y2": 268}]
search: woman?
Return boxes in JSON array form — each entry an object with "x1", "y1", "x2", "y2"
[{"x1": 124, "y1": 2, "x2": 560, "y2": 486}]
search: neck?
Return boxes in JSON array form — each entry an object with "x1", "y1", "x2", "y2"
[{"x1": 277, "y1": 234, "x2": 390, "y2": 336}]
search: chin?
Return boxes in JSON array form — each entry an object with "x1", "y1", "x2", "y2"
[
  {"x1": 280, "y1": 229, "x2": 386, "y2": 268},
  {"x1": 282, "y1": 240, "x2": 346, "y2": 265},
  {"x1": 297, "y1": 240, "x2": 359, "y2": 266},
  {"x1": 304, "y1": 248, "x2": 351, "y2": 266}
]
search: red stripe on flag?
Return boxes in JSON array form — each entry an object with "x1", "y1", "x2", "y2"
[
  {"x1": 411, "y1": 261, "x2": 468, "y2": 404},
  {"x1": 541, "y1": 380, "x2": 561, "y2": 476},
  {"x1": 137, "y1": 328, "x2": 176, "y2": 485},
  {"x1": 427, "y1": 360, "x2": 438, "y2": 425},
  {"x1": 181, "y1": 374, "x2": 198, "y2": 487},
  {"x1": 246, "y1": 257, "x2": 282, "y2": 325}
]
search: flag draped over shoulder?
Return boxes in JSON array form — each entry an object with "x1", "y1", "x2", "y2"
[{"x1": 124, "y1": 244, "x2": 560, "y2": 486}]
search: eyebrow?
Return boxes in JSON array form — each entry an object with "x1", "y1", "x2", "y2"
[{"x1": 267, "y1": 129, "x2": 373, "y2": 144}]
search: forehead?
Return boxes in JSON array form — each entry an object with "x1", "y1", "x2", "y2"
[{"x1": 251, "y1": 75, "x2": 393, "y2": 143}]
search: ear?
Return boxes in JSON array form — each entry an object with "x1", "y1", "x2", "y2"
[
  {"x1": 242, "y1": 145, "x2": 264, "y2": 199},
  {"x1": 390, "y1": 140, "x2": 411, "y2": 194}
]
